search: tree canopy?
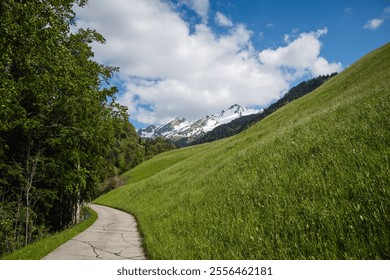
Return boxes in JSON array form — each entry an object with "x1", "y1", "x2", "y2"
[{"x1": 0, "y1": 0, "x2": 127, "y2": 255}]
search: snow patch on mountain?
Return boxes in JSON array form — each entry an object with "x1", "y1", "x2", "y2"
[{"x1": 137, "y1": 104, "x2": 262, "y2": 143}]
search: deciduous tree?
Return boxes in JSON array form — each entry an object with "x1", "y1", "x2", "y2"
[{"x1": 0, "y1": 0, "x2": 127, "y2": 255}]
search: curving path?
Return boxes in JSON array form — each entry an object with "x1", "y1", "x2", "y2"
[{"x1": 42, "y1": 204, "x2": 146, "y2": 260}]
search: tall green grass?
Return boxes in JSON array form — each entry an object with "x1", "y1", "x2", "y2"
[
  {"x1": 2, "y1": 207, "x2": 97, "y2": 260},
  {"x1": 95, "y1": 43, "x2": 390, "y2": 259}
]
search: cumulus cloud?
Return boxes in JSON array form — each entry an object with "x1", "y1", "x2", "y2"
[
  {"x1": 215, "y1": 12, "x2": 234, "y2": 27},
  {"x1": 363, "y1": 7, "x2": 390, "y2": 31},
  {"x1": 364, "y1": 18, "x2": 384, "y2": 30},
  {"x1": 75, "y1": 0, "x2": 342, "y2": 125},
  {"x1": 259, "y1": 28, "x2": 342, "y2": 79},
  {"x1": 119, "y1": 22, "x2": 288, "y2": 123}
]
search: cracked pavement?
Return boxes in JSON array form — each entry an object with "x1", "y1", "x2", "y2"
[{"x1": 42, "y1": 204, "x2": 146, "y2": 260}]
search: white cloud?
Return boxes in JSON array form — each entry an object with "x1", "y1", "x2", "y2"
[
  {"x1": 75, "y1": 0, "x2": 342, "y2": 126},
  {"x1": 283, "y1": 34, "x2": 290, "y2": 43},
  {"x1": 215, "y1": 12, "x2": 234, "y2": 27},
  {"x1": 364, "y1": 18, "x2": 384, "y2": 30},
  {"x1": 363, "y1": 7, "x2": 390, "y2": 31},
  {"x1": 311, "y1": 57, "x2": 342, "y2": 77},
  {"x1": 181, "y1": 0, "x2": 210, "y2": 23},
  {"x1": 259, "y1": 28, "x2": 342, "y2": 79}
]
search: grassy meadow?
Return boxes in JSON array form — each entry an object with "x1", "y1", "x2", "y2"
[{"x1": 94, "y1": 43, "x2": 390, "y2": 259}]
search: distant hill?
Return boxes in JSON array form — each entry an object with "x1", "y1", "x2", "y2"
[
  {"x1": 96, "y1": 43, "x2": 390, "y2": 259},
  {"x1": 193, "y1": 73, "x2": 337, "y2": 145}
]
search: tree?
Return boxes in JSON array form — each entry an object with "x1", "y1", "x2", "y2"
[{"x1": 0, "y1": 0, "x2": 127, "y2": 255}]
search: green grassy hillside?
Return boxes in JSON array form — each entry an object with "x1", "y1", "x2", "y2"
[{"x1": 95, "y1": 43, "x2": 390, "y2": 259}]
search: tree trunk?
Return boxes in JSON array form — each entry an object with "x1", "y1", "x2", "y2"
[
  {"x1": 14, "y1": 189, "x2": 23, "y2": 249},
  {"x1": 72, "y1": 190, "x2": 81, "y2": 225},
  {"x1": 25, "y1": 191, "x2": 29, "y2": 246},
  {"x1": 24, "y1": 141, "x2": 41, "y2": 246}
]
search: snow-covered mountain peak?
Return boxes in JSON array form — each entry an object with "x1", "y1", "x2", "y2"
[
  {"x1": 137, "y1": 104, "x2": 262, "y2": 144},
  {"x1": 210, "y1": 104, "x2": 259, "y2": 126}
]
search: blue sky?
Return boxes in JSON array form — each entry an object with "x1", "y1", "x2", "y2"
[
  {"x1": 75, "y1": 0, "x2": 389, "y2": 129},
  {"x1": 210, "y1": 0, "x2": 389, "y2": 66}
]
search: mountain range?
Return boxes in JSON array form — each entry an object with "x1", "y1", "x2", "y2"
[
  {"x1": 137, "y1": 104, "x2": 261, "y2": 146},
  {"x1": 138, "y1": 74, "x2": 337, "y2": 147}
]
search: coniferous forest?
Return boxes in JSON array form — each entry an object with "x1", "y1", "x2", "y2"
[{"x1": 0, "y1": 0, "x2": 175, "y2": 257}]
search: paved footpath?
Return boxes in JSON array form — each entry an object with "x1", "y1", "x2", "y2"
[{"x1": 42, "y1": 204, "x2": 146, "y2": 260}]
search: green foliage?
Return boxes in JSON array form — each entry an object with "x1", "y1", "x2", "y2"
[
  {"x1": 143, "y1": 137, "x2": 177, "y2": 159},
  {"x1": 109, "y1": 121, "x2": 145, "y2": 173},
  {"x1": 0, "y1": 0, "x2": 127, "y2": 257},
  {"x1": 97, "y1": 124, "x2": 177, "y2": 196},
  {"x1": 95, "y1": 43, "x2": 390, "y2": 259}
]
